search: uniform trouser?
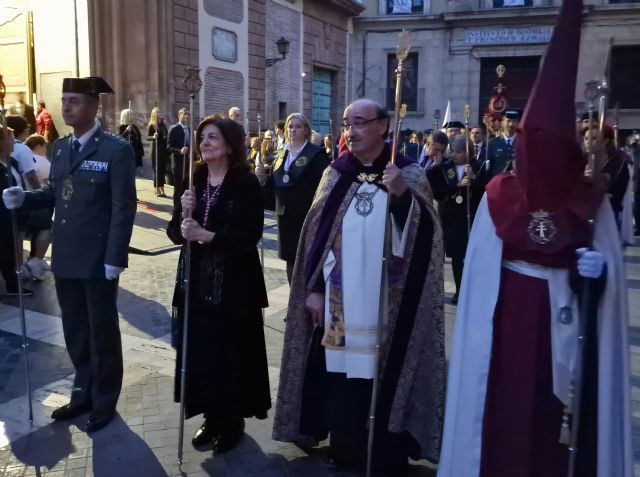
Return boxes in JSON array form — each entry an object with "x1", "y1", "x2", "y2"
[
  {"x1": 55, "y1": 277, "x2": 123, "y2": 413},
  {"x1": 451, "y1": 257, "x2": 464, "y2": 295}
]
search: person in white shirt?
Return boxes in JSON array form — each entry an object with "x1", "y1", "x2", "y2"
[{"x1": 23, "y1": 134, "x2": 52, "y2": 280}]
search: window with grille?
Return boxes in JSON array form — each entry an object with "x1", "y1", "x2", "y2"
[{"x1": 387, "y1": 0, "x2": 424, "y2": 14}]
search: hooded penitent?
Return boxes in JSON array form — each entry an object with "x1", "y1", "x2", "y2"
[{"x1": 486, "y1": 0, "x2": 604, "y2": 268}]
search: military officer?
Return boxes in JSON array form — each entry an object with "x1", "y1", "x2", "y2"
[
  {"x1": 485, "y1": 108, "x2": 521, "y2": 182},
  {"x1": 2, "y1": 76, "x2": 137, "y2": 433}
]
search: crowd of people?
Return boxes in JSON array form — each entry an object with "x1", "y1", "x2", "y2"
[{"x1": 0, "y1": 0, "x2": 636, "y2": 475}]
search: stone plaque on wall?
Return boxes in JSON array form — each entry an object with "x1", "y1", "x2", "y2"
[
  {"x1": 203, "y1": 0, "x2": 243, "y2": 24},
  {"x1": 462, "y1": 26, "x2": 553, "y2": 46},
  {"x1": 212, "y1": 28, "x2": 238, "y2": 63}
]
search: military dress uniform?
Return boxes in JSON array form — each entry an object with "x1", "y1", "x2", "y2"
[
  {"x1": 24, "y1": 126, "x2": 137, "y2": 416},
  {"x1": 485, "y1": 135, "x2": 516, "y2": 182}
]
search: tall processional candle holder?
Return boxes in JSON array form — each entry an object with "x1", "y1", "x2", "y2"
[
  {"x1": 177, "y1": 66, "x2": 202, "y2": 465},
  {"x1": 566, "y1": 78, "x2": 609, "y2": 477},
  {"x1": 366, "y1": 28, "x2": 411, "y2": 477},
  {"x1": 463, "y1": 104, "x2": 472, "y2": 236}
]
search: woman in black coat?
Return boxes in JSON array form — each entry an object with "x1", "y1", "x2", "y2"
[
  {"x1": 118, "y1": 108, "x2": 144, "y2": 168},
  {"x1": 147, "y1": 107, "x2": 169, "y2": 196},
  {"x1": 255, "y1": 113, "x2": 330, "y2": 282},
  {"x1": 167, "y1": 115, "x2": 270, "y2": 453}
]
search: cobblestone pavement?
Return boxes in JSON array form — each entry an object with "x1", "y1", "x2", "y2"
[{"x1": 0, "y1": 178, "x2": 637, "y2": 476}]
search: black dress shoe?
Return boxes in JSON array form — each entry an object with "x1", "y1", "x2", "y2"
[
  {"x1": 85, "y1": 411, "x2": 115, "y2": 433},
  {"x1": 213, "y1": 419, "x2": 245, "y2": 454},
  {"x1": 192, "y1": 420, "x2": 218, "y2": 449},
  {"x1": 51, "y1": 403, "x2": 91, "y2": 421}
]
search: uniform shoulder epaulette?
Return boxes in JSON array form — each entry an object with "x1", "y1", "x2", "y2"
[{"x1": 103, "y1": 132, "x2": 129, "y2": 145}]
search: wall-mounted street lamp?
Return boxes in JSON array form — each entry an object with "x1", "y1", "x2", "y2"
[{"x1": 266, "y1": 37, "x2": 290, "y2": 67}]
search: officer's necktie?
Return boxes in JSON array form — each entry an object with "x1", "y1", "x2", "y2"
[{"x1": 73, "y1": 140, "x2": 81, "y2": 152}]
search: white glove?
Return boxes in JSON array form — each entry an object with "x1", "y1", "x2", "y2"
[
  {"x1": 105, "y1": 264, "x2": 124, "y2": 280},
  {"x1": 576, "y1": 247, "x2": 604, "y2": 279},
  {"x1": 2, "y1": 186, "x2": 25, "y2": 210}
]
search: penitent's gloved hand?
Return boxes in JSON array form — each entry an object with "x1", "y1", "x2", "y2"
[
  {"x1": 576, "y1": 247, "x2": 604, "y2": 279},
  {"x1": 2, "y1": 186, "x2": 25, "y2": 210}
]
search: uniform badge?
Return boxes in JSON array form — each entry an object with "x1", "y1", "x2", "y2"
[
  {"x1": 447, "y1": 169, "x2": 456, "y2": 179},
  {"x1": 527, "y1": 209, "x2": 557, "y2": 245},
  {"x1": 455, "y1": 195, "x2": 463, "y2": 204},
  {"x1": 295, "y1": 156, "x2": 308, "y2": 167},
  {"x1": 62, "y1": 177, "x2": 74, "y2": 201},
  {"x1": 56, "y1": 149, "x2": 62, "y2": 157}
]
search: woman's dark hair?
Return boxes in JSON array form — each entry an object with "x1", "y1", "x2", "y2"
[
  {"x1": 195, "y1": 114, "x2": 248, "y2": 171},
  {"x1": 6, "y1": 115, "x2": 29, "y2": 137}
]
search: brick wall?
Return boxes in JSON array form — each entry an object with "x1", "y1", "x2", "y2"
[
  {"x1": 248, "y1": 0, "x2": 266, "y2": 134},
  {"x1": 204, "y1": 67, "x2": 244, "y2": 116},
  {"x1": 265, "y1": 1, "x2": 302, "y2": 129},
  {"x1": 173, "y1": 0, "x2": 200, "y2": 115},
  {"x1": 302, "y1": 2, "x2": 352, "y2": 124}
]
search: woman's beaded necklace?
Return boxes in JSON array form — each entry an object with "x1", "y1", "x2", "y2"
[{"x1": 203, "y1": 174, "x2": 225, "y2": 224}]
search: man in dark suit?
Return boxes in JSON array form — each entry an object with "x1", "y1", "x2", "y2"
[
  {"x1": 167, "y1": 108, "x2": 190, "y2": 203},
  {"x1": 485, "y1": 108, "x2": 521, "y2": 181},
  {"x1": 3, "y1": 76, "x2": 137, "y2": 433}
]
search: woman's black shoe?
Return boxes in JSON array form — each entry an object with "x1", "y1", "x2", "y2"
[
  {"x1": 213, "y1": 419, "x2": 245, "y2": 454},
  {"x1": 192, "y1": 420, "x2": 218, "y2": 449}
]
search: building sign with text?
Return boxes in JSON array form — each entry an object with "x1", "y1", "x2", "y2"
[{"x1": 464, "y1": 26, "x2": 553, "y2": 46}]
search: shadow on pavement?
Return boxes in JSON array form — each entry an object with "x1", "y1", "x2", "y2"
[
  {"x1": 8, "y1": 419, "x2": 74, "y2": 472},
  {"x1": 116, "y1": 287, "x2": 172, "y2": 340},
  {"x1": 90, "y1": 414, "x2": 168, "y2": 477}
]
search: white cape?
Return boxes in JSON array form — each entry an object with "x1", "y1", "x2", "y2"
[{"x1": 437, "y1": 195, "x2": 633, "y2": 477}]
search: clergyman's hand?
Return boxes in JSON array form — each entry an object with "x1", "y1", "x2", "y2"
[
  {"x1": 305, "y1": 292, "x2": 324, "y2": 327},
  {"x1": 382, "y1": 163, "x2": 408, "y2": 197}
]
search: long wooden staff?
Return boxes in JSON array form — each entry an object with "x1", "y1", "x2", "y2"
[
  {"x1": 566, "y1": 78, "x2": 608, "y2": 477},
  {"x1": 366, "y1": 29, "x2": 410, "y2": 477},
  {"x1": 0, "y1": 111, "x2": 33, "y2": 424},
  {"x1": 177, "y1": 67, "x2": 202, "y2": 465}
]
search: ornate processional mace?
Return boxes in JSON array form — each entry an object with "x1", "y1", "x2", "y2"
[
  {"x1": 177, "y1": 66, "x2": 202, "y2": 466},
  {"x1": 433, "y1": 109, "x2": 441, "y2": 134},
  {"x1": 366, "y1": 29, "x2": 411, "y2": 477},
  {"x1": 0, "y1": 111, "x2": 33, "y2": 425}
]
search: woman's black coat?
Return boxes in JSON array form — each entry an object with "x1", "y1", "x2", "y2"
[{"x1": 167, "y1": 164, "x2": 271, "y2": 421}]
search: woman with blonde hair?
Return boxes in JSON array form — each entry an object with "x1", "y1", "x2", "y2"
[
  {"x1": 118, "y1": 108, "x2": 144, "y2": 169},
  {"x1": 148, "y1": 107, "x2": 169, "y2": 196},
  {"x1": 255, "y1": 113, "x2": 329, "y2": 282}
]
